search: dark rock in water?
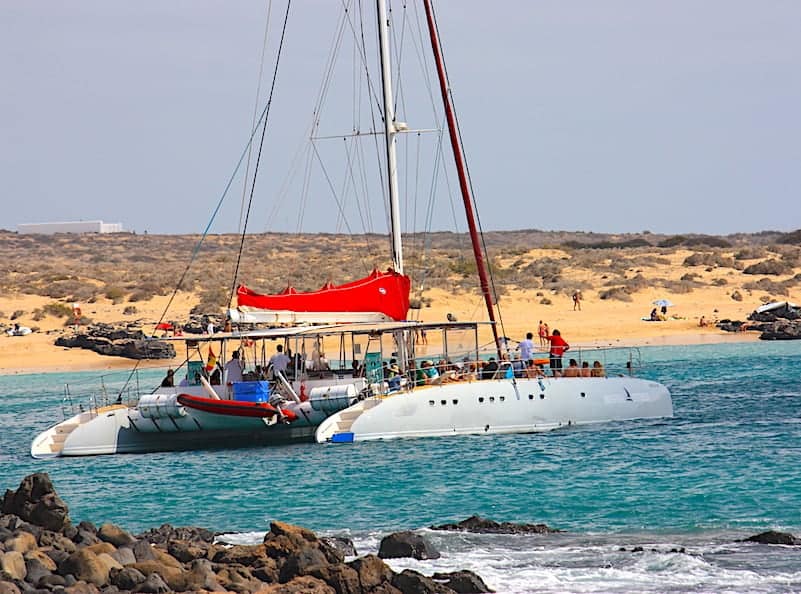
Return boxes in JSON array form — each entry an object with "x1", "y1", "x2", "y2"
[
  {"x1": 131, "y1": 540, "x2": 158, "y2": 563},
  {"x1": 432, "y1": 570, "x2": 494, "y2": 593},
  {"x1": 136, "y1": 523, "x2": 216, "y2": 545},
  {"x1": 743, "y1": 530, "x2": 800, "y2": 545},
  {"x1": 759, "y1": 320, "x2": 801, "y2": 340},
  {"x1": 1, "y1": 474, "x2": 71, "y2": 533},
  {"x1": 392, "y1": 569, "x2": 454, "y2": 593},
  {"x1": 321, "y1": 536, "x2": 358, "y2": 557},
  {"x1": 378, "y1": 531, "x2": 441, "y2": 560},
  {"x1": 279, "y1": 547, "x2": 329, "y2": 583},
  {"x1": 430, "y1": 515, "x2": 558, "y2": 535}
]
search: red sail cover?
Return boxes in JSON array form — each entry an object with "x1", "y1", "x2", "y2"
[{"x1": 237, "y1": 269, "x2": 411, "y2": 322}]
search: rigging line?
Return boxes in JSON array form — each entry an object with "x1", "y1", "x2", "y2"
[
  {"x1": 428, "y1": 0, "x2": 509, "y2": 344},
  {"x1": 341, "y1": 0, "x2": 385, "y2": 121},
  {"x1": 239, "y1": 0, "x2": 274, "y2": 234},
  {"x1": 228, "y1": 0, "x2": 293, "y2": 307},
  {"x1": 310, "y1": 140, "x2": 358, "y2": 238}
]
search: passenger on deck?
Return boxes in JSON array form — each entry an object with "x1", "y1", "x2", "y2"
[
  {"x1": 224, "y1": 350, "x2": 244, "y2": 384},
  {"x1": 518, "y1": 332, "x2": 535, "y2": 361},
  {"x1": 563, "y1": 359, "x2": 580, "y2": 377},
  {"x1": 420, "y1": 360, "x2": 440, "y2": 384},
  {"x1": 545, "y1": 329, "x2": 569, "y2": 376},
  {"x1": 210, "y1": 367, "x2": 222, "y2": 385},
  {"x1": 161, "y1": 369, "x2": 175, "y2": 388},
  {"x1": 580, "y1": 361, "x2": 591, "y2": 377},
  {"x1": 351, "y1": 359, "x2": 363, "y2": 377},
  {"x1": 269, "y1": 345, "x2": 290, "y2": 376},
  {"x1": 591, "y1": 360, "x2": 606, "y2": 377},
  {"x1": 481, "y1": 357, "x2": 499, "y2": 380}
]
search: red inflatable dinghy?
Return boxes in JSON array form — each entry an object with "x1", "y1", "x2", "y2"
[{"x1": 177, "y1": 394, "x2": 297, "y2": 421}]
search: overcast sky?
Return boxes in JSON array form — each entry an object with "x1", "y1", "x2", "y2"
[{"x1": 2, "y1": 1, "x2": 799, "y2": 236}]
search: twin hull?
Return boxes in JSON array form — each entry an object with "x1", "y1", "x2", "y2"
[
  {"x1": 316, "y1": 376, "x2": 673, "y2": 442},
  {"x1": 32, "y1": 376, "x2": 672, "y2": 457}
]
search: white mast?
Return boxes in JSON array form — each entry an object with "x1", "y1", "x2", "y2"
[{"x1": 376, "y1": 0, "x2": 403, "y2": 274}]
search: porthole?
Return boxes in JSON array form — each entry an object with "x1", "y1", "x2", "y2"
[
  {"x1": 539, "y1": 394, "x2": 545, "y2": 400},
  {"x1": 452, "y1": 399, "x2": 458, "y2": 405},
  {"x1": 499, "y1": 396, "x2": 505, "y2": 402},
  {"x1": 580, "y1": 392, "x2": 586, "y2": 398},
  {"x1": 528, "y1": 394, "x2": 534, "y2": 400},
  {"x1": 429, "y1": 400, "x2": 435, "y2": 406},
  {"x1": 478, "y1": 397, "x2": 484, "y2": 403},
  {"x1": 489, "y1": 396, "x2": 495, "y2": 402},
  {"x1": 441, "y1": 400, "x2": 447, "y2": 406}
]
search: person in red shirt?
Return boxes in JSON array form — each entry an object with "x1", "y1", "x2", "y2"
[{"x1": 545, "y1": 329, "x2": 569, "y2": 376}]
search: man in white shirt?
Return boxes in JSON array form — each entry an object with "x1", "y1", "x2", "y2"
[
  {"x1": 224, "y1": 350, "x2": 244, "y2": 384},
  {"x1": 269, "y1": 344, "x2": 291, "y2": 376},
  {"x1": 518, "y1": 332, "x2": 535, "y2": 362}
]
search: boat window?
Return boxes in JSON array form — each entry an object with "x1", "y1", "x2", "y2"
[
  {"x1": 499, "y1": 396, "x2": 505, "y2": 402},
  {"x1": 489, "y1": 396, "x2": 495, "y2": 402},
  {"x1": 452, "y1": 399, "x2": 458, "y2": 405},
  {"x1": 528, "y1": 394, "x2": 534, "y2": 400},
  {"x1": 429, "y1": 400, "x2": 435, "y2": 406},
  {"x1": 478, "y1": 397, "x2": 484, "y2": 403},
  {"x1": 440, "y1": 400, "x2": 447, "y2": 406},
  {"x1": 540, "y1": 394, "x2": 545, "y2": 400},
  {"x1": 580, "y1": 392, "x2": 586, "y2": 398}
]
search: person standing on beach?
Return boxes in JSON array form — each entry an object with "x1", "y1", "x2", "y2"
[
  {"x1": 572, "y1": 290, "x2": 582, "y2": 311},
  {"x1": 538, "y1": 320, "x2": 547, "y2": 347},
  {"x1": 545, "y1": 329, "x2": 569, "y2": 376}
]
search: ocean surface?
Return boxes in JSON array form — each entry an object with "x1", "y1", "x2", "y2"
[{"x1": 1, "y1": 341, "x2": 800, "y2": 593}]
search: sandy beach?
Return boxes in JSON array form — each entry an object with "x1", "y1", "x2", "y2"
[{"x1": 0, "y1": 259, "x2": 775, "y2": 376}]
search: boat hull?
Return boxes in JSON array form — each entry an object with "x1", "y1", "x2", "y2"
[{"x1": 316, "y1": 376, "x2": 673, "y2": 442}]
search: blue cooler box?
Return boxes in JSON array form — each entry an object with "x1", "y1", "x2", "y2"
[{"x1": 232, "y1": 381, "x2": 270, "y2": 402}]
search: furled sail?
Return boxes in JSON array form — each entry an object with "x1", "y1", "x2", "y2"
[{"x1": 231, "y1": 269, "x2": 411, "y2": 324}]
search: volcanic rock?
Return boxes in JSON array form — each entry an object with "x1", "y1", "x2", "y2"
[
  {"x1": 378, "y1": 532, "x2": 440, "y2": 560},
  {"x1": 430, "y1": 515, "x2": 558, "y2": 535},
  {"x1": 432, "y1": 570, "x2": 495, "y2": 593},
  {"x1": 347, "y1": 555, "x2": 394, "y2": 591},
  {"x1": 98, "y1": 523, "x2": 136, "y2": 548},
  {"x1": 743, "y1": 530, "x2": 800, "y2": 545},
  {"x1": 1, "y1": 474, "x2": 70, "y2": 533},
  {"x1": 392, "y1": 569, "x2": 454, "y2": 593}
]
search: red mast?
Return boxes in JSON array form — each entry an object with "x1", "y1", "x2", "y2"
[{"x1": 422, "y1": 0, "x2": 502, "y2": 357}]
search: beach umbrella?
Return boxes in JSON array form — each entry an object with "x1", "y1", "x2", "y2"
[{"x1": 652, "y1": 299, "x2": 674, "y2": 307}]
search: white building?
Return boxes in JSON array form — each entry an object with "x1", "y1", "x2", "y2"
[{"x1": 17, "y1": 220, "x2": 124, "y2": 234}]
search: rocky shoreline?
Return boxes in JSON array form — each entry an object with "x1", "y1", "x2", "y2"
[
  {"x1": 717, "y1": 301, "x2": 801, "y2": 340},
  {"x1": 3, "y1": 473, "x2": 800, "y2": 594},
  {"x1": 1, "y1": 473, "x2": 495, "y2": 594}
]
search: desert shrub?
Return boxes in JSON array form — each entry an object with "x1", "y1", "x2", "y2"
[
  {"x1": 598, "y1": 286, "x2": 633, "y2": 302},
  {"x1": 682, "y1": 236, "x2": 732, "y2": 248},
  {"x1": 742, "y1": 260, "x2": 793, "y2": 276},
  {"x1": 742, "y1": 278, "x2": 789, "y2": 296},
  {"x1": 621, "y1": 274, "x2": 649, "y2": 293},
  {"x1": 734, "y1": 247, "x2": 766, "y2": 260},
  {"x1": 711, "y1": 278, "x2": 728, "y2": 286},
  {"x1": 777, "y1": 229, "x2": 801, "y2": 245},
  {"x1": 657, "y1": 235, "x2": 687, "y2": 248},
  {"x1": 731, "y1": 290, "x2": 743, "y2": 301},
  {"x1": 539, "y1": 297, "x2": 552, "y2": 305},
  {"x1": 0, "y1": 311, "x2": 4, "y2": 319},
  {"x1": 562, "y1": 238, "x2": 651, "y2": 249},
  {"x1": 683, "y1": 252, "x2": 735, "y2": 268},
  {"x1": 123, "y1": 306, "x2": 138, "y2": 315},
  {"x1": 680, "y1": 272, "x2": 700, "y2": 282},
  {"x1": 522, "y1": 258, "x2": 564, "y2": 279},
  {"x1": 10, "y1": 310, "x2": 24, "y2": 320},
  {"x1": 41, "y1": 279, "x2": 95, "y2": 301},
  {"x1": 42, "y1": 302, "x2": 73, "y2": 317},
  {"x1": 191, "y1": 286, "x2": 229, "y2": 315},
  {"x1": 660, "y1": 280, "x2": 695, "y2": 294},
  {"x1": 104, "y1": 286, "x2": 127, "y2": 303},
  {"x1": 64, "y1": 315, "x2": 92, "y2": 327}
]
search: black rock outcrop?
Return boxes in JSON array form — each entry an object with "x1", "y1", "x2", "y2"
[
  {"x1": 55, "y1": 323, "x2": 175, "y2": 360},
  {"x1": 430, "y1": 515, "x2": 559, "y2": 534},
  {"x1": 0, "y1": 473, "x2": 494, "y2": 593}
]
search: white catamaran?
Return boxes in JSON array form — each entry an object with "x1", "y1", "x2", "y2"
[{"x1": 31, "y1": 0, "x2": 672, "y2": 458}]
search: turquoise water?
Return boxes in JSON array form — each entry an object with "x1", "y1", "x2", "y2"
[{"x1": 1, "y1": 341, "x2": 800, "y2": 592}]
